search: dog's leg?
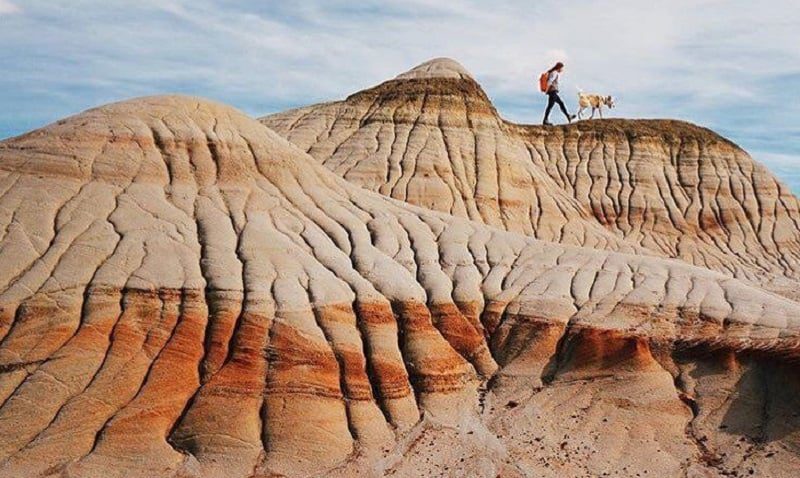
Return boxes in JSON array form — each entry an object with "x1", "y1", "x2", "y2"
[
  {"x1": 577, "y1": 107, "x2": 583, "y2": 120},
  {"x1": 599, "y1": 107, "x2": 603, "y2": 119},
  {"x1": 590, "y1": 107, "x2": 595, "y2": 119}
]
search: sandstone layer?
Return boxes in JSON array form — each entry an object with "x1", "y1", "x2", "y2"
[
  {"x1": 0, "y1": 89, "x2": 797, "y2": 476},
  {"x1": 262, "y1": 58, "x2": 800, "y2": 294}
]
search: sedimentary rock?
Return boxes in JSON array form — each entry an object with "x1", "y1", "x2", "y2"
[
  {"x1": 0, "y1": 91, "x2": 797, "y2": 478},
  {"x1": 262, "y1": 58, "x2": 800, "y2": 294}
]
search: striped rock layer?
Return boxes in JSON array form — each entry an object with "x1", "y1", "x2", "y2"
[
  {"x1": 262, "y1": 58, "x2": 800, "y2": 296},
  {"x1": 0, "y1": 92, "x2": 797, "y2": 478}
]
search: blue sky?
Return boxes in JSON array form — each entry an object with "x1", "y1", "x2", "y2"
[{"x1": 1, "y1": 0, "x2": 799, "y2": 192}]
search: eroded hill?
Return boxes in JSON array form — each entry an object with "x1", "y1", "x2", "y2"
[
  {"x1": 262, "y1": 58, "x2": 800, "y2": 296},
  {"x1": 0, "y1": 94, "x2": 797, "y2": 478}
]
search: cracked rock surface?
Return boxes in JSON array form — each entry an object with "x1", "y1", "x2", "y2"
[
  {"x1": 0, "y1": 60, "x2": 798, "y2": 478},
  {"x1": 263, "y1": 58, "x2": 800, "y2": 298}
]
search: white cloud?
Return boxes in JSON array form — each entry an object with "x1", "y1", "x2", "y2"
[
  {"x1": 0, "y1": 0, "x2": 20, "y2": 15},
  {"x1": 751, "y1": 151, "x2": 800, "y2": 194},
  {"x1": 752, "y1": 151, "x2": 800, "y2": 168}
]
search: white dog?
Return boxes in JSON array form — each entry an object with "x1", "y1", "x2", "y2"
[{"x1": 577, "y1": 92, "x2": 615, "y2": 119}]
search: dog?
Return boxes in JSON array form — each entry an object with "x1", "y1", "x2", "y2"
[{"x1": 577, "y1": 92, "x2": 615, "y2": 119}]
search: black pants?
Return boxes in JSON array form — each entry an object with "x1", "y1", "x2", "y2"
[{"x1": 544, "y1": 90, "x2": 569, "y2": 122}]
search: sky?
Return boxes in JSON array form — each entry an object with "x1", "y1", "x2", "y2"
[{"x1": 1, "y1": 0, "x2": 799, "y2": 192}]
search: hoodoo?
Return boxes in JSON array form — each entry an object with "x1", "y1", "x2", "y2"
[{"x1": 0, "y1": 63, "x2": 797, "y2": 477}]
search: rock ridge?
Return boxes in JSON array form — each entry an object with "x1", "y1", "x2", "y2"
[
  {"x1": 0, "y1": 91, "x2": 797, "y2": 477},
  {"x1": 261, "y1": 59, "x2": 800, "y2": 294}
]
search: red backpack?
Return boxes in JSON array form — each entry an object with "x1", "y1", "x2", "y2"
[{"x1": 539, "y1": 72, "x2": 549, "y2": 93}]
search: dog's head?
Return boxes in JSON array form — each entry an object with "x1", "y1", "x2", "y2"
[{"x1": 604, "y1": 96, "x2": 615, "y2": 108}]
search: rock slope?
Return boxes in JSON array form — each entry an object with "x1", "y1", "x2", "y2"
[
  {"x1": 262, "y1": 58, "x2": 800, "y2": 293},
  {"x1": 0, "y1": 95, "x2": 797, "y2": 477}
]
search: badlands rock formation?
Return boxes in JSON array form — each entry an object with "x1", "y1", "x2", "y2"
[
  {"x1": 0, "y1": 66, "x2": 797, "y2": 477},
  {"x1": 262, "y1": 58, "x2": 800, "y2": 294}
]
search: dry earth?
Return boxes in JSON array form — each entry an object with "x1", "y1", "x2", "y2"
[
  {"x1": 0, "y1": 59, "x2": 797, "y2": 477},
  {"x1": 262, "y1": 58, "x2": 800, "y2": 297}
]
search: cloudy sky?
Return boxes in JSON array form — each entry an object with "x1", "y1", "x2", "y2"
[{"x1": 1, "y1": 0, "x2": 799, "y2": 191}]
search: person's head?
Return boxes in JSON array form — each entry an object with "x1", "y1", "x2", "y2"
[{"x1": 550, "y1": 62, "x2": 564, "y2": 73}]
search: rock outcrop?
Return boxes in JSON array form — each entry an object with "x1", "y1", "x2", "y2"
[
  {"x1": 262, "y1": 58, "x2": 800, "y2": 294},
  {"x1": 0, "y1": 65, "x2": 797, "y2": 477}
]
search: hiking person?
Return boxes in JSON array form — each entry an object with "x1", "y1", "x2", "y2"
[{"x1": 539, "y1": 62, "x2": 576, "y2": 125}]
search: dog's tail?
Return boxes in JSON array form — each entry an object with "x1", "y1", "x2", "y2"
[{"x1": 575, "y1": 85, "x2": 584, "y2": 96}]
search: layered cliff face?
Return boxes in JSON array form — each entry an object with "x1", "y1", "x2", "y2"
[
  {"x1": 262, "y1": 58, "x2": 800, "y2": 294},
  {"x1": 0, "y1": 95, "x2": 798, "y2": 478}
]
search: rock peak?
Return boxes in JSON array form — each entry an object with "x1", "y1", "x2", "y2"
[{"x1": 395, "y1": 57, "x2": 473, "y2": 80}]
